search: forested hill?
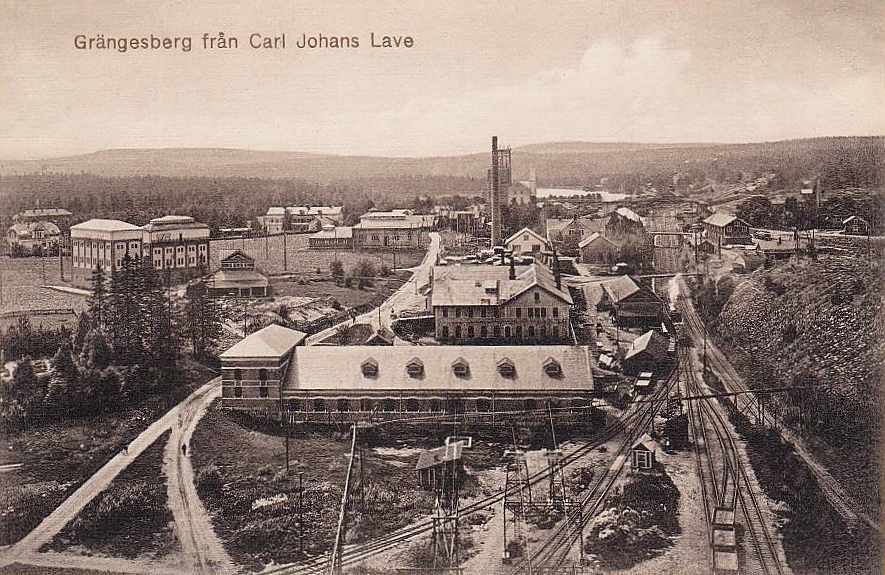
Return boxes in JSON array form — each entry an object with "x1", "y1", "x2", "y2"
[{"x1": 2, "y1": 136, "x2": 882, "y2": 190}]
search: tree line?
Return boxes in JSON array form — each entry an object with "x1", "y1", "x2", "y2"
[{"x1": 0, "y1": 256, "x2": 222, "y2": 431}]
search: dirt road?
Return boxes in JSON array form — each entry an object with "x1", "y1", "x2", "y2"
[
  {"x1": 0, "y1": 377, "x2": 223, "y2": 570},
  {"x1": 164, "y1": 381, "x2": 235, "y2": 575}
]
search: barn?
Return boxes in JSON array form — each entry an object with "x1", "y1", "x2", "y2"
[
  {"x1": 599, "y1": 275, "x2": 665, "y2": 328},
  {"x1": 622, "y1": 330, "x2": 669, "y2": 376}
]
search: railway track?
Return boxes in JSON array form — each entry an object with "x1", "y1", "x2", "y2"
[
  {"x1": 508, "y1": 367, "x2": 678, "y2": 574},
  {"x1": 680, "y1": 317, "x2": 785, "y2": 575},
  {"x1": 677, "y1": 280, "x2": 880, "y2": 535},
  {"x1": 264, "y1": 384, "x2": 675, "y2": 575}
]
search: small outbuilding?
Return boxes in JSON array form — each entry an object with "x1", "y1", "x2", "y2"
[
  {"x1": 622, "y1": 330, "x2": 669, "y2": 376},
  {"x1": 631, "y1": 433, "x2": 656, "y2": 470},
  {"x1": 416, "y1": 441, "x2": 465, "y2": 490},
  {"x1": 842, "y1": 215, "x2": 869, "y2": 236},
  {"x1": 208, "y1": 250, "x2": 269, "y2": 297}
]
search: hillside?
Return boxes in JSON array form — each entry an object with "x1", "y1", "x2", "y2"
[
  {"x1": 2, "y1": 137, "x2": 882, "y2": 191},
  {"x1": 711, "y1": 257, "x2": 884, "y2": 514}
]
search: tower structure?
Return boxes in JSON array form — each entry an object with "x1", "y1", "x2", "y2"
[{"x1": 490, "y1": 136, "x2": 502, "y2": 246}]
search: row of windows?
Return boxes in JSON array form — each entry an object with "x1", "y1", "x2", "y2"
[
  {"x1": 441, "y1": 305, "x2": 562, "y2": 319},
  {"x1": 233, "y1": 368, "x2": 268, "y2": 381},
  {"x1": 442, "y1": 324, "x2": 561, "y2": 340},
  {"x1": 271, "y1": 397, "x2": 585, "y2": 413}
]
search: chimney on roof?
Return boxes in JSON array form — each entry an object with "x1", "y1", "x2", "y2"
[
  {"x1": 509, "y1": 255, "x2": 516, "y2": 280},
  {"x1": 552, "y1": 249, "x2": 561, "y2": 290}
]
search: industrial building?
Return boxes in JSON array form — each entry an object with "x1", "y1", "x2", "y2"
[
  {"x1": 219, "y1": 324, "x2": 595, "y2": 416},
  {"x1": 429, "y1": 262, "x2": 573, "y2": 344},
  {"x1": 70, "y1": 215, "x2": 210, "y2": 288},
  {"x1": 598, "y1": 275, "x2": 665, "y2": 328},
  {"x1": 702, "y1": 213, "x2": 752, "y2": 249},
  {"x1": 351, "y1": 209, "x2": 434, "y2": 250}
]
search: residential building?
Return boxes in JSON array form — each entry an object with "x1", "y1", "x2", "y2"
[
  {"x1": 70, "y1": 215, "x2": 210, "y2": 289},
  {"x1": 606, "y1": 207, "x2": 646, "y2": 236},
  {"x1": 6, "y1": 220, "x2": 61, "y2": 255},
  {"x1": 599, "y1": 275, "x2": 665, "y2": 328},
  {"x1": 13, "y1": 208, "x2": 73, "y2": 228},
  {"x1": 219, "y1": 330, "x2": 595, "y2": 415},
  {"x1": 70, "y1": 219, "x2": 144, "y2": 287},
  {"x1": 506, "y1": 182, "x2": 536, "y2": 206},
  {"x1": 702, "y1": 213, "x2": 752, "y2": 249},
  {"x1": 578, "y1": 232, "x2": 619, "y2": 263},
  {"x1": 843, "y1": 216, "x2": 869, "y2": 236},
  {"x1": 430, "y1": 262, "x2": 572, "y2": 344},
  {"x1": 308, "y1": 224, "x2": 354, "y2": 250},
  {"x1": 352, "y1": 210, "x2": 434, "y2": 250},
  {"x1": 504, "y1": 227, "x2": 549, "y2": 257},
  {"x1": 546, "y1": 216, "x2": 607, "y2": 247},
  {"x1": 257, "y1": 206, "x2": 344, "y2": 234},
  {"x1": 207, "y1": 250, "x2": 269, "y2": 297}
]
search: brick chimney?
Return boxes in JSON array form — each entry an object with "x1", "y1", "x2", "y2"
[
  {"x1": 509, "y1": 255, "x2": 516, "y2": 280},
  {"x1": 552, "y1": 249, "x2": 561, "y2": 290}
]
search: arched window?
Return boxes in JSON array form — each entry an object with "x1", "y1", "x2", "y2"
[
  {"x1": 504, "y1": 325, "x2": 512, "y2": 338},
  {"x1": 467, "y1": 326, "x2": 475, "y2": 338},
  {"x1": 528, "y1": 326, "x2": 536, "y2": 338},
  {"x1": 337, "y1": 398, "x2": 350, "y2": 412},
  {"x1": 383, "y1": 398, "x2": 397, "y2": 412},
  {"x1": 476, "y1": 398, "x2": 492, "y2": 412},
  {"x1": 406, "y1": 398, "x2": 420, "y2": 412},
  {"x1": 360, "y1": 398, "x2": 374, "y2": 412},
  {"x1": 455, "y1": 325, "x2": 462, "y2": 339},
  {"x1": 516, "y1": 326, "x2": 523, "y2": 339},
  {"x1": 314, "y1": 398, "x2": 326, "y2": 412}
]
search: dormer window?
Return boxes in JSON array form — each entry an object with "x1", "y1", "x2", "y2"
[
  {"x1": 497, "y1": 358, "x2": 515, "y2": 378},
  {"x1": 406, "y1": 358, "x2": 424, "y2": 378},
  {"x1": 452, "y1": 358, "x2": 470, "y2": 378},
  {"x1": 543, "y1": 358, "x2": 562, "y2": 377},
  {"x1": 361, "y1": 358, "x2": 379, "y2": 378}
]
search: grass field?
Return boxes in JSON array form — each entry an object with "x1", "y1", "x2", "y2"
[
  {"x1": 190, "y1": 407, "x2": 437, "y2": 571},
  {"x1": 42, "y1": 431, "x2": 178, "y2": 560}
]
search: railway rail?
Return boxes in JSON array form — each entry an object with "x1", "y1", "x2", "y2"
[{"x1": 263, "y1": 376, "x2": 675, "y2": 575}]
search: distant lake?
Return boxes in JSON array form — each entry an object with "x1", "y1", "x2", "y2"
[{"x1": 535, "y1": 187, "x2": 630, "y2": 201}]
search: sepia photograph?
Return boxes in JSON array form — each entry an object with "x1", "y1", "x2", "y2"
[{"x1": 0, "y1": 1, "x2": 883, "y2": 574}]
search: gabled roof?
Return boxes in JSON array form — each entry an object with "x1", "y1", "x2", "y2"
[
  {"x1": 578, "y1": 232, "x2": 619, "y2": 249},
  {"x1": 310, "y1": 226, "x2": 353, "y2": 239},
  {"x1": 284, "y1": 345, "x2": 594, "y2": 393},
  {"x1": 843, "y1": 215, "x2": 867, "y2": 225},
  {"x1": 601, "y1": 275, "x2": 653, "y2": 303},
  {"x1": 209, "y1": 269, "x2": 268, "y2": 289},
  {"x1": 624, "y1": 330, "x2": 669, "y2": 362},
  {"x1": 219, "y1": 324, "x2": 306, "y2": 359},
  {"x1": 614, "y1": 207, "x2": 644, "y2": 223},
  {"x1": 632, "y1": 433, "x2": 654, "y2": 452},
  {"x1": 703, "y1": 212, "x2": 739, "y2": 227},
  {"x1": 431, "y1": 262, "x2": 572, "y2": 307},
  {"x1": 16, "y1": 208, "x2": 72, "y2": 219},
  {"x1": 8, "y1": 221, "x2": 61, "y2": 238},
  {"x1": 218, "y1": 249, "x2": 254, "y2": 262},
  {"x1": 505, "y1": 227, "x2": 548, "y2": 247}
]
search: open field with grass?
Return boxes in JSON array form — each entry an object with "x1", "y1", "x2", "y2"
[
  {"x1": 43, "y1": 431, "x2": 178, "y2": 560},
  {"x1": 0, "y1": 359, "x2": 215, "y2": 546}
]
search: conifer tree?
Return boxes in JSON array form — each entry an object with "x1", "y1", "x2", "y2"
[{"x1": 88, "y1": 264, "x2": 107, "y2": 329}]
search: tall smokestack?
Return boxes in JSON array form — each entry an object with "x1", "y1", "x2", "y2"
[
  {"x1": 552, "y1": 249, "x2": 561, "y2": 290},
  {"x1": 491, "y1": 136, "x2": 501, "y2": 246}
]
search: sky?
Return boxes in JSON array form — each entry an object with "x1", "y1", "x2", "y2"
[{"x1": 1, "y1": 0, "x2": 883, "y2": 159}]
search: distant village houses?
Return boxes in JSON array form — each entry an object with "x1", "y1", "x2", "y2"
[
  {"x1": 6, "y1": 208, "x2": 72, "y2": 256},
  {"x1": 256, "y1": 206, "x2": 344, "y2": 235}
]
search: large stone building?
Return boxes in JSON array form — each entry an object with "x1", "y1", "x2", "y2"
[
  {"x1": 219, "y1": 326, "x2": 595, "y2": 416},
  {"x1": 429, "y1": 262, "x2": 573, "y2": 344},
  {"x1": 70, "y1": 215, "x2": 210, "y2": 288},
  {"x1": 352, "y1": 210, "x2": 434, "y2": 250}
]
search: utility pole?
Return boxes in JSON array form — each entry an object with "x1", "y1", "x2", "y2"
[
  {"x1": 298, "y1": 472, "x2": 305, "y2": 556},
  {"x1": 283, "y1": 232, "x2": 288, "y2": 271}
]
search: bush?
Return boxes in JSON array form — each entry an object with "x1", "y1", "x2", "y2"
[{"x1": 196, "y1": 463, "x2": 224, "y2": 493}]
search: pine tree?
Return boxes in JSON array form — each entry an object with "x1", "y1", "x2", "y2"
[
  {"x1": 185, "y1": 280, "x2": 221, "y2": 359},
  {"x1": 88, "y1": 264, "x2": 107, "y2": 329}
]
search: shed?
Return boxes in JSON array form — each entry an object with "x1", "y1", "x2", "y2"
[
  {"x1": 622, "y1": 331, "x2": 669, "y2": 376},
  {"x1": 416, "y1": 441, "x2": 465, "y2": 489},
  {"x1": 631, "y1": 433, "x2": 656, "y2": 470}
]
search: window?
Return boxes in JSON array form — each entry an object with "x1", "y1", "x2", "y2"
[
  {"x1": 480, "y1": 326, "x2": 487, "y2": 338},
  {"x1": 541, "y1": 308, "x2": 547, "y2": 318},
  {"x1": 406, "y1": 359, "x2": 424, "y2": 378},
  {"x1": 493, "y1": 325, "x2": 500, "y2": 338},
  {"x1": 480, "y1": 308, "x2": 486, "y2": 318},
  {"x1": 534, "y1": 292, "x2": 541, "y2": 303},
  {"x1": 553, "y1": 307, "x2": 559, "y2": 318},
  {"x1": 234, "y1": 386, "x2": 242, "y2": 398},
  {"x1": 528, "y1": 308, "x2": 534, "y2": 319},
  {"x1": 493, "y1": 308, "x2": 500, "y2": 318},
  {"x1": 259, "y1": 368, "x2": 268, "y2": 382},
  {"x1": 541, "y1": 326, "x2": 547, "y2": 338},
  {"x1": 524, "y1": 398, "x2": 537, "y2": 412},
  {"x1": 442, "y1": 326, "x2": 450, "y2": 338},
  {"x1": 452, "y1": 359, "x2": 470, "y2": 378},
  {"x1": 337, "y1": 398, "x2": 350, "y2": 412},
  {"x1": 476, "y1": 398, "x2": 492, "y2": 412},
  {"x1": 528, "y1": 326, "x2": 536, "y2": 338},
  {"x1": 497, "y1": 359, "x2": 515, "y2": 378},
  {"x1": 289, "y1": 398, "x2": 301, "y2": 412},
  {"x1": 455, "y1": 308, "x2": 461, "y2": 318},
  {"x1": 467, "y1": 308, "x2": 474, "y2": 318},
  {"x1": 544, "y1": 359, "x2": 562, "y2": 377},
  {"x1": 406, "y1": 399, "x2": 420, "y2": 412},
  {"x1": 455, "y1": 326, "x2": 462, "y2": 339},
  {"x1": 504, "y1": 326, "x2": 512, "y2": 338},
  {"x1": 314, "y1": 398, "x2": 326, "y2": 412},
  {"x1": 516, "y1": 308, "x2": 522, "y2": 319},
  {"x1": 429, "y1": 399, "x2": 442, "y2": 412},
  {"x1": 259, "y1": 385, "x2": 269, "y2": 398},
  {"x1": 234, "y1": 368, "x2": 242, "y2": 381},
  {"x1": 360, "y1": 398, "x2": 374, "y2": 412},
  {"x1": 383, "y1": 398, "x2": 397, "y2": 412},
  {"x1": 553, "y1": 326, "x2": 559, "y2": 338},
  {"x1": 442, "y1": 308, "x2": 448, "y2": 318},
  {"x1": 361, "y1": 359, "x2": 378, "y2": 377},
  {"x1": 467, "y1": 326, "x2": 475, "y2": 338},
  {"x1": 516, "y1": 326, "x2": 523, "y2": 338}
]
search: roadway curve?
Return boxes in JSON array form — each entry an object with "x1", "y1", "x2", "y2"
[
  {"x1": 678, "y1": 276, "x2": 880, "y2": 534},
  {"x1": 0, "y1": 377, "x2": 223, "y2": 570}
]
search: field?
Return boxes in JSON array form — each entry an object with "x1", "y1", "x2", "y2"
[
  {"x1": 0, "y1": 256, "x2": 86, "y2": 330},
  {"x1": 0, "y1": 359, "x2": 215, "y2": 546},
  {"x1": 42, "y1": 431, "x2": 178, "y2": 560},
  {"x1": 210, "y1": 235, "x2": 424, "y2": 276}
]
